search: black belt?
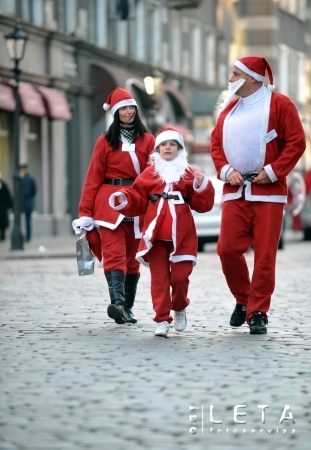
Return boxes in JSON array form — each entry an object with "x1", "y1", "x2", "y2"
[
  {"x1": 243, "y1": 172, "x2": 259, "y2": 182},
  {"x1": 149, "y1": 193, "x2": 187, "y2": 204},
  {"x1": 104, "y1": 178, "x2": 135, "y2": 186}
]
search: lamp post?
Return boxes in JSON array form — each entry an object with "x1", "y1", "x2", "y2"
[
  {"x1": 4, "y1": 25, "x2": 28, "y2": 250},
  {"x1": 144, "y1": 70, "x2": 164, "y2": 135}
]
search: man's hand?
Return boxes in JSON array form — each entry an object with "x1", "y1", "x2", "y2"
[
  {"x1": 252, "y1": 169, "x2": 271, "y2": 184},
  {"x1": 228, "y1": 169, "x2": 244, "y2": 185}
]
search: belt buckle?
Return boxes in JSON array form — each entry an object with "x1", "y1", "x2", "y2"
[
  {"x1": 243, "y1": 172, "x2": 259, "y2": 182},
  {"x1": 169, "y1": 191, "x2": 184, "y2": 204},
  {"x1": 113, "y1": 179, "x2": 121, "y2": 186}
]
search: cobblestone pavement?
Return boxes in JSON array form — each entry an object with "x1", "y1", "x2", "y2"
[{"x1": 0, "y1": 234, "x2": 310, "y2": 450}]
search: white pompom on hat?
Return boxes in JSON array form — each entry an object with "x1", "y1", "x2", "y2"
[
  {"x1": 103, "y1": 87, "x2": 138, "y2": 116},
  {"x1": 234, "y1": 56, "x2": 276, "y2": 91},
  {"x1": 155, "y1": 127, "x2": 185, "y2": 150}
]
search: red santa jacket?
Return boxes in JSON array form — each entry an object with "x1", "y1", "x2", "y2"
[
  {"x1": 211, "y1": 89, "x2": 306, "y2": 203},
  {"x1": 78, "y1": 132, "x2": 155, "y2": 237},
  {"x1": 109, "y1": 166, "x2": 215, "y2": 267}
]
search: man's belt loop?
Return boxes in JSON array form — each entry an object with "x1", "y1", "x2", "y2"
[{"x1": 104, "y1": 178, "x2": 135, "y2": 186}]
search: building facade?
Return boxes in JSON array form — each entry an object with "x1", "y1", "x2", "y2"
[
  {"x1": 0, "y1": 0, "x2": 228, "y2": 236},
  {"x1": 217, "y1": 0, "x2": 311, "y2": 169}
]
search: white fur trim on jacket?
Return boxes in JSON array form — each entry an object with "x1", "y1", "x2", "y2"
[
  {"x1": 109, "y1": 192, "x2": 128, "y2": 210},
  {"x1": 194, "y1": 174, "x2": 208, "y2": 192},
  {"x1": 155, "y1": 130, "x2": 185, "y2": 150}
]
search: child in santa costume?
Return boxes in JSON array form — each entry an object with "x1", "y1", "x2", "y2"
[
  {"x1": 211, "y1": 56, "x2": 306, "y2": 334},
  {"x1": 109, "y1": 128, "x2": 215, "y2": 337},
  {"x1": 72, "y1": 87, "x2": 155, "y2": 325}
]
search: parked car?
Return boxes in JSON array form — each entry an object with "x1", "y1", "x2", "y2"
[{"x1": 192, "y1": 177, "x2": 224, "y2": 252}]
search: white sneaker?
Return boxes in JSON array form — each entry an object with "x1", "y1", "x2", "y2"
[
  {"x1": 174, "y1": 309, "x2": 187, "y2": 332},
  {"x1": 154, "y1": 321, "x2": 170, "y2": 337}
]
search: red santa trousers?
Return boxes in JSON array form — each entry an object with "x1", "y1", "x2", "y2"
[
  {"x1": 99, "y1": 222, "x2": 140, "y2": 275},
  {"x1": 217, "y1": 197, "x2": 284, "y2": 324},
  {"x1": 148, "y1": 240, "x2": 192, "y2": 323}
]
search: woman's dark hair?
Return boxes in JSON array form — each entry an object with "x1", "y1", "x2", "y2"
[{"x1": 105, "y1": 107, "x2": 151, "y2": 150}]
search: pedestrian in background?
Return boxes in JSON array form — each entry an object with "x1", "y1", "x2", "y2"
[
  {"x1": 109, "y1": 128, "x2": 215, "y2": 337},
  {"x1": 211, "y1": 56, "x2": 305, "y2": 334},
  {"x1": 286, "y1": 170, "x2": 305, "y2": 232},
  {"x1": 0, "y1": 172, "x2": 13, "y2": 241},
  {"x1": 19, "y1": 164, "x2": 37, "y2": 242},
  {"x1": 72, "y1": 87, "x2": 155, "y2": 325}
]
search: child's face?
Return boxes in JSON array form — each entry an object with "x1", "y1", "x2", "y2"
[{"x1": 158, "y1": 140, "x2": 180, "y2": 161}]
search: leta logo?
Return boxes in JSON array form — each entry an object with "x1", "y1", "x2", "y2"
[
  {"x1": 209, "y1": 404, "x2": 295, "y2": 424},
  {"x1": 188, "y1": 405, "x2": 296, "y2": 435}
]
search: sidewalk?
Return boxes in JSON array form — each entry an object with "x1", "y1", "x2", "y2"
[
  {"x1": 0, "y1": 234, "x2": 77, "y2": 259},
  {"x1": 0, "y1": 229, "x2": 304, "y2": 260}
]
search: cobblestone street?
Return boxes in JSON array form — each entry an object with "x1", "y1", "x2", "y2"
[{"x1": 0, "y1": 234, "x2": 310, "y2": 450}]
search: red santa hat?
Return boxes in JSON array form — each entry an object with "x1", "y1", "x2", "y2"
[
  {"x1": 234, "y1": 56, "x2": 275, "y2": 91},
  {"x1": 103, "y1": 87, "x2": 137, "y2": 116},
  {"x1": 155, "y1": 127, "x2": 185, "y2": 150}
]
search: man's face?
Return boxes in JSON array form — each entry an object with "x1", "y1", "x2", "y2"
[{"x1": 229, "y1": 66, "x2": 252, "y2": 97}]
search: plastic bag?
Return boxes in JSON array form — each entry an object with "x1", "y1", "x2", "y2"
[{"x1": 76, "y1": 233, "x2": 95, "y2": 276}]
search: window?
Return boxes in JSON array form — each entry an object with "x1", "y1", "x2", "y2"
[
  {"x1": 190, "y1": 22, "x2": 201, "y2": 80},
  {"x1": 279, "y1": 0, "x2": 307, "y2": 21},
  {"x1": 116, "y1": 20, "x2": 128, "y2": 55},
  {"x1": 205, "y1": 31, "x2": 216, "y2": 85},
  {"x1": 45, "y1": 0, "x2": 57, "y2": 29},
  {"x1": 135, "y1": 0, "x2": 145, "y2": 60},
  {"x1": 279, "y1": 44, "x2": 290, "y2": 95},
  {"x1": 0, "y1": 0, "x2": 15, "y2": 15},
  {"x1": 32, "y1": 0, "x2": 43, "y2": 25},
  {"x1": 93, "y1": 0, "x2": 108, "y2": 47},
  {"x1": 147, "y1": 4, "x2": 161, "y2": 65},
  {"x1": 278, "y1": 44, "x2": 307, "y2": 103},
  {"x1": 171, "y1": 9, "x2": 181, "y2": 72},
  {"x1": 297, "y1": 52, "x2": 306, "y2": 103},
  {"x1": 65, "y1": 0, "x2": 77, "y2": 34}
]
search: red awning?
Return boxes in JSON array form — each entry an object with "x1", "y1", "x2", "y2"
[
  {"x1": 19, "y1": 83, "x2": 46, "y2": 117},
  {"x1": 159, "y1": 122, "x2": 193, "y2": 142},
  {"x1": 37, "y1": 86, "x2": 72, "y2": 121},
  {"x1": 0, "y1": 81, "x2": 15, "y2": 112}
]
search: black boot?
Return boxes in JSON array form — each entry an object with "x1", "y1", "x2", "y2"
[
  {"x1": 105, "y1": 270, "x2": 126, "y2": 324},
  {"x1": 124, "y1": 274, "x2": 140, "y2": 324}
]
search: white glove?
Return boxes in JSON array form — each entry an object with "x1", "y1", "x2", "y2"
[{"x1": 72, "y1": 216, "x2": 95, "y2": 235}]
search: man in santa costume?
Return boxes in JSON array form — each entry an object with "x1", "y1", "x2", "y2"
[
  {"x1": 211, "y1": 56, "x2": 306, "y2": 334},
  {"x1": 109, "y1": 128, "x2": 215, "y2": 337},
  {"x1": 72, "y1": 87, "x2": 155, "y2": 325}
]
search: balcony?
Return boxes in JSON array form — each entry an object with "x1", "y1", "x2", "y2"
[{"x1": 168, "y1": 0, "x2": 202, "y2": 9}]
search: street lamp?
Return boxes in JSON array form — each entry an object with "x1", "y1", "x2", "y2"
[
  {"x1": 144, "y1": 70, "x2": 164, "y2": 135},
  {"x1": 4, "y1": 25, "x2": 28, "y2": 250}
]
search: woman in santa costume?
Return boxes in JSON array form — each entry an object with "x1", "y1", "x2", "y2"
[
  {"x1": 109, "y1": 128, "x2": 215, "y2": 337},
  {"x1": 211, "y1": 56, "x2": 306, "y2": 334},
  {"x1": 72, "y1": 87, "x2": 155, "y2": 325}
]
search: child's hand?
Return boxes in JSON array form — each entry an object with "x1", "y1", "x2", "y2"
[
  {"x1": 193, "y1": 171, "x2": 204, "y2": 186},
  {"x1": 117, "y1": 194, "x2": 126, "y2": 203}
]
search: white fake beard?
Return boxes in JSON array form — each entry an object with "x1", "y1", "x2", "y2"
[
  {"x1": 217, "y1": 78, "x2": 246, "y2": 112},
  {"x1": 150, "y1": 149, "x2": 189, "y2": 185}
]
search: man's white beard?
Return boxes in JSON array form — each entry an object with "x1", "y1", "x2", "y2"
[
  {"x1": 150, "y1": 149, "x2": 189, "y2": 185},
  {"x1": 217, "y1": 79, "x2": 246, "y2": 112}
]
